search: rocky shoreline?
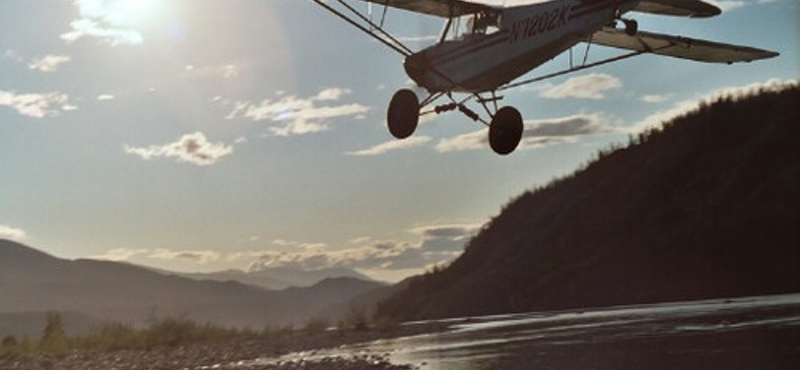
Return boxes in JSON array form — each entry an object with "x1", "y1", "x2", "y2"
[{"x1": 0, "y1": 327, "x2": 433, "y2": 370}]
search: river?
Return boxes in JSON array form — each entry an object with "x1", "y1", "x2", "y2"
[{"x1": 246, "y1": 293, "x2": 800, "y2": 370}]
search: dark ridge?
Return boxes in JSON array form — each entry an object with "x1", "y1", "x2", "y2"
[{"x1": 377, "y1": 84, "x2": 800, "y2": 321}]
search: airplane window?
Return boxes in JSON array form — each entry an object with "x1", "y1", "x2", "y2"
[
  {"x1": 445, "y1": 12, "x2": 500, "y2": 41},
  {"x1": 472, "y1": 13, "x2": 500, "y2": 35}
]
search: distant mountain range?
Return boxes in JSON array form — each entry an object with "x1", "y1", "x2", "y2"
[
  {"x1": 175, "y1": 266, "x2": 374, "y2": 290},
  {"x1": 377, "y1": 85, "x2": 800, "y2": 321},
  {"x1": 0, "y1": 240, "x2": 386, "y2": 337}
]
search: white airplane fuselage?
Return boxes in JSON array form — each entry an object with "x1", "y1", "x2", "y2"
[{"x1": 405, "y1": 0, "x2": 639, "y2": 93}]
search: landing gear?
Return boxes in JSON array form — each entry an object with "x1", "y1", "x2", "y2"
[
  {"x1": 386, "y1": 90, "x2": 523, "y2": 155},
  {"x1": 387, "y1": 89, "x2": 420, "y2": 139},
  {"x1": 489, "y1": 107, "x2": 523, "y2": 155}
]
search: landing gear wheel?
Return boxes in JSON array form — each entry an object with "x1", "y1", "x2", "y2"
[
  {"x1": 623, "y1": 19, "x2": 638, "y2": 36},
  {"x1": 489, "y1": 106, "x2": 523, "y2": 155},
  {"x1": 387, "y1": 89, "x2": 420, "y2": 139}
]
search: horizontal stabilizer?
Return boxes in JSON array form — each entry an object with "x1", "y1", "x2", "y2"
[
  {"x1": 634, "y1": 0, "x2": 721, "y2": 18},
  {"x1": 590, "y1": 27, "x2": 779, "y2": 64}
]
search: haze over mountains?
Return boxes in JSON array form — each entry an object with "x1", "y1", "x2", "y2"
[
  {"x1": 176, "y1": 266, "x2": 374, "y2": 291},
  {"x1": 0, "y1": 240, "x2": 385, "y2": 337},
  {"x1": 378, "y1": 84, "x2": 800, "y2": 321}
]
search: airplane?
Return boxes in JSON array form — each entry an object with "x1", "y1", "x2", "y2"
[{"x1": 310, "y1": 0, "x2": 778, "y2": 155}]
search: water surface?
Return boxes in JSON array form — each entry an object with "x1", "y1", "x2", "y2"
[{"x1": 251, "y1": 294, "x2": 800, "y2": 369}]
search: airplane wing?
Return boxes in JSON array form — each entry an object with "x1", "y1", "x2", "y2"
[
  {"x1": 633, "y1": 0, "x2": 721, "y2": 18},
  {"x1": 590, "y1": 27, "x2": 779, "y2": 64},
  {"x1": 350, "y1": 0, "x2": 495, "y2": 18}
]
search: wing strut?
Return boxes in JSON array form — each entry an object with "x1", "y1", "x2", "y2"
[
  {"x1": 498, "y1": 48, "x2": 664, "y2": 92},
  {"x1": 310, "y1": 0, "x2": 413, "y2": 57}
]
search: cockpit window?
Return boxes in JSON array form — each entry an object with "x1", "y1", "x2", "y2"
[
  {"x1": 441, "y1": 12, "x2": 501, "y2": 41},
  {"x1": 470, "y1": 12, "x2": 501, "y2": 35}
]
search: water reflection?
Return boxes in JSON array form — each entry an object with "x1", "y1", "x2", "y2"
[{"x1": 248, "y1": 294, "x2": 800, "y2": 370}]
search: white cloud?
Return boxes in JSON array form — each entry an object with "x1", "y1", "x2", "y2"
[
  {"x1": 347, "y1": 136, "x2": 432, "y2": 156},
  {"x1": 641, "y1": 93, "x2": 674, "y2": 104},
  {"x1": 707, "y1": 0, "x2": 748, "y2": 12},
  {"x1": 148, "y1": 249, "x2": 221, "y2": 264},
  {"x1": 0, "y1": 90, "x2": 73, "y2": 118},
  {"x1": 218, "y1": 64, "x2": 238, "y2": 79},
  {"x1": 539, "y1": 73, "x2": 622, "y2": 100},
  {"x1": 90, "y1": 247, "x2": 149, "y2": 261},
  {"x1": 314, "y1": 88, "x2": 351, "y2": 101},
  {"x1": 0, "y1": 224, "x2": 26, "y2": 241},
  {"x1": 96, "y1": 94, "x2": 115, "y2": 101},
  {"x1": 268, "y1": 120, "x2": 331, "y2": 137},
  {"x1": 60, "y1": 0, "x2": 146, "y2": 45},
  {"x1": 248, "y1": 221, "x2": 483, "y2": 273},
  {"x1": 61, "y1": 18, "x2": 143, "y2": 45},
  {"x1": 124, "y1": 132, "x2": 234, "y2": 166},
  {"x1": 224, "y1": 89, "x2": 370, "y2": 137},
  {"x1": 630, "y1": 79, "x2": 798, "y2": 133},
  {"x1": 436, "y1": 113, "x2": 615, "y2": 152},
  {"x1": 91, "y1": 247, "x2": 221, "y2": 264},
  {"x1": 28, "y1": 55, "x2": 72, "y2": 72},
  {"x1": 2, "y1": 50, "x2": 24, "y2": 63},
  {"x1": 705, "y1": 0, "x2": 786, "y2": 12},
  {"x1": 436, "y1": 130, "x2": 488, "y2": 153}
]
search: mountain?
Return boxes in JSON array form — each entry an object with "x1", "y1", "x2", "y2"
[
  {"x1": 177, "y1": 266, "x2": 374, "y2": 290},
  {"x1": 377, "y1": 85, "x2": 800, "y2": 321},
  {"x1": 0, "y1": 240, "x2": 385, "y2": 337}
]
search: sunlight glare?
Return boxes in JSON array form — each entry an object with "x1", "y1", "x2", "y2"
[{"x1": 107, "y1": 0, "x2": 156, "y2": 26}]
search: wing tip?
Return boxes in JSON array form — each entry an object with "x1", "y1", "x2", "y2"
[{"x1": 690, "y1": 2, "x2": 722, "y2": 18}]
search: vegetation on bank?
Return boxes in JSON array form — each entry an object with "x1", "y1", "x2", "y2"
[{"x1": 0, "y1": 309, "x2": 393, "y2": 359}]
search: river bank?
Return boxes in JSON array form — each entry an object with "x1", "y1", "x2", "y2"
[{"x1": 0, "y1": 325, "x2": 434, "y2": 370}]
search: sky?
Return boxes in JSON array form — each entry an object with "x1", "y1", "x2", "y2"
[{"x1": 0, "y1": 0, "x2": 797, "y2": 282}]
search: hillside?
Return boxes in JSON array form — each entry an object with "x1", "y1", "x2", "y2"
[
  {"x1": 377, "y1": 84, "x2": 800, "y2": 321},
  {"x1": 0, "y1": 240, "x2": 384, "y2": 337}
]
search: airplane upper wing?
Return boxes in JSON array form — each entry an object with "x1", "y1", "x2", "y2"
[
  {"x1": 633, "y1": 0, "x2": 721, "y2": 18},
  {"x1": 590, "y1": 27, "x2": 779, "y2": 64},
  {"x1": 350, "y1": 0, "x2": 495, "y2": 18}
]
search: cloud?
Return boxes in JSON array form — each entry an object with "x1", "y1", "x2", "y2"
[
  {"x1": 538, "y1": 73, "x2": 622, "y2": 100},
  {"x1": 224, "y1": 88, "x2": 370, "y2": 137},
  {"x1": 630, "y1": 79, "x2": 798, "y2": 133},
  {"x1": 641, "y1": 94, "x2": 674, "y2": 104},
  {"x1": 28, "y1": 55, "x2": 72, "y2": 72},
  {"x1": 314, "y1": 88, "x2": 350, "y2": 101},
  {"x1": 248, "y1": 222, "x2": 482, "y2": 272},
  {"x1": 148, "y1": 249, "x2": 221, "y2": 264},
  {"x1": 61, "y1": 0, "x2": 145, "y2": 45},
  {"x1": 706, "y1": 0, "x2": 787, "y2": 12},
  {"x1": 0, "y1": 224, "x2": 26, "y2": 241},
  {"x1": 707, "y1": 0, "x2": 748, "y2": 12},
  {"x1": 0, "y1": 90, "x2": 74, "y2": 118},
  {"x1": 91, "y1": 247, "x2": 221, "y2": 264},
  {"x1": 2, "y1": 50, "x2": 24, "y2": 63},
  {"x1": 96, "y1": 94, "x2": 115, "y2": 101},
  {"x1": 124, "y1": 132, "x2": 234, "y2": 166},
  {"x1": 435, "y1": 130, "x2": 487, "y2": 153},
  {"x1": 436, "y1": 113, "x2": 615, "y2": 152},
  {"x1": 411, "y1": 223, "x2": 482, "y2": 252},
  {"x1": 347, "y1": 136, "x2": 432, "y2": 156},
  {"x1": 90, "y1": 248, "x2": 149, "y2": 261}
]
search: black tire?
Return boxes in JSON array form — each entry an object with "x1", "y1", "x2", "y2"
[
  {"x1": 387, "y1": 89, "x2": 420, "y2": 139},
  {"x1": 489, "y1": 106, "x2": 523, "y2": 155}
]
